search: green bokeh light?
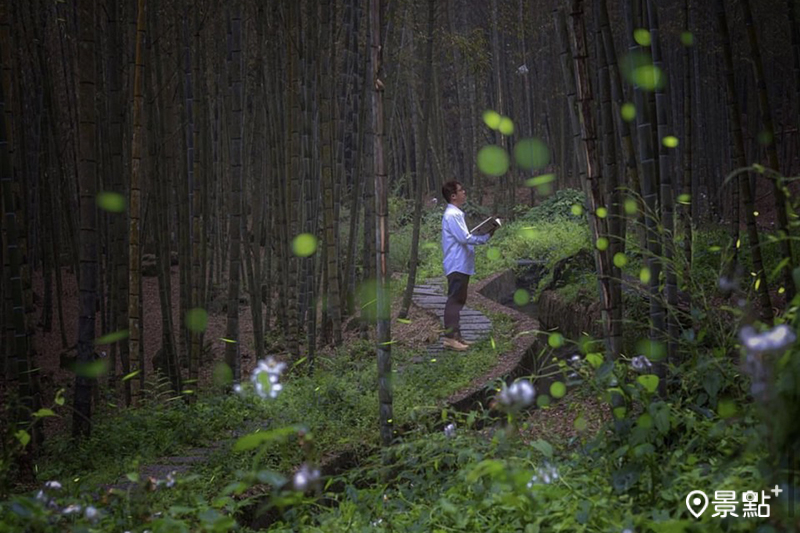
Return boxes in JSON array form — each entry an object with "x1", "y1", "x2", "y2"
[
  {"x1": 621, "y1": 102, "x2": 637, "y2": 122},
  {"x1": 513, "y1": 289, "x2": 531, "y2": 306},
  {"x1": 613, "y1": 252, "x2": 628, "y2": 268},
  {"x1": 633, "y1": 28, "x2": 651, "y2": 46},
  {"x1": 548, "y1": 332, "x2": 564, "y2": 348},
  {"x1": 213, "y1": 362, "x2": 233, "y2": 389},
  {"x1": 662, "y1": 135, "x2": 679, "y2": 148},
  {"x1": 483, "y1": 110, "x2": 501, "y2": 130},
  {"x1": 96, "y1": 191, "x2": 126, "y2": 213},
  {"x1": 477, "y1": 145, "x2": 510, "y2": 176},
  {"x1": 624, "y1": 198, "x2": 638, "y2": 215},
  {"x1": 513, "y1": 138, "x2": 550, "y2": 169},
  {"x1": 524, "y1": 174, "x2": 556, "y2": 188},
  {"x1": 633, "y1": 65, "x2": 665, "y2": 90},
  {"x1": 550, "y1": 381, "x2": 566, "y2": 399},
  {"x1": 498, "y1": 116, "x2": 515, "y2": 136},
  {"x1": 292, "y1": 233, "x2": 318, "y2": 257},
  {"x1": 186, "y1": 308, "x2": 209, "y2": 333}
]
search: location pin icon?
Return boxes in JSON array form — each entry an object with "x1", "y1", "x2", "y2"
[{"x1": 686, "y1": 490, "x2": 709, "y2": 519}]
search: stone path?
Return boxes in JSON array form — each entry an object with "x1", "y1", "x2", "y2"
[{"x1": 412, "y1": 278, "x2": 493, "y2": 355}]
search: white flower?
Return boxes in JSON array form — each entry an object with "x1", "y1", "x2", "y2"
[
  {"x1": 497, "y1": 379, "x2": 536, "y2": 411},
  {"x1": 166, "y1": 471, "x2": 177, "y2": 488},
  {"x1": 85, "y1": 506, "x2": 99, "y2": 521},
  {"x1": 517, "y1": 64, "x2": 529, "y2": 75},
  {"x1": 431, "y1": 197, "x2": 438, "y2": 205},
  {"x1": 570, "y1": 354, "x2": 581, "y2": 364},
  {"x1": 631, "y1": 355, "x2": 653, "y2": 372},
  {"x1": 233, "y1": 384, "x2": 242, "y2": 394},
  {"x1": 371, "y1": 518, "x2": 384, "y2": 526},
  {"x1": 527, "y1": 462, "x2": 559, "y2": 488},
  {"x1": 740, "y1": 324, "x2": 797, "y2": 355},
  {"x1": 252, "y1": 356, "x2": 287, "y2": 399},
  {"x1": 62, "y1": 504, "x2": 82, "y2": 515},
  {"x1": 44, "y1": 481, "x2": 62, "y2": 490},
  {"x1": 444, "y1": 423, "x2": 456, "y2": 438},
  {"x1": 293, "y1": 464, "x2": 320, "y2": 492}
]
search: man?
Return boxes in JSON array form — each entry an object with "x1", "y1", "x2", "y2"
[{"x1": 440, "y1": 180, "x2": 494, "y2": 351}]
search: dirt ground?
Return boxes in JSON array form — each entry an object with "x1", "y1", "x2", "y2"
[{"x1": 6, "y1": 267, "x2": 441, "y2": 443}]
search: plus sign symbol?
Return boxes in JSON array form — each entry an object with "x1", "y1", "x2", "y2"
[{"x1": 771, "y1": 485, "x2": 784, "y2": 497}]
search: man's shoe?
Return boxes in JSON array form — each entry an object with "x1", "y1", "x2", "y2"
[
  {"x1": 456, "y1": 336, "x2": 473, "y2": 346},
  {"x1": 443, "y1": 337, "x2": 469, "y2": 351}
]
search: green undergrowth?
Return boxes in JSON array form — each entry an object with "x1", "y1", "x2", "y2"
[
  {"x1": 266, "y1": 337, "x2": 777, "y2": 533},
  {"x1": 11, "y1": 313, "x2": 512, "y2": 531}
]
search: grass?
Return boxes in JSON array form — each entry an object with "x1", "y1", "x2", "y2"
[{"x1": 28, "y1": 303, "x2": 513, "y2": 527}]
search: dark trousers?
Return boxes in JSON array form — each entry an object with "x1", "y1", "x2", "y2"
[{"x1": 444, "y1": 272, "x2": 470, "y2": 339}]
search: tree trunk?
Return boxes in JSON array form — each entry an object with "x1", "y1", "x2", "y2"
[
  {"x1": 371, "y1": 0, "x2": 394, "y2": 448},
  {"x1": 716, "y1": 0, "x2": 773, "y2": 321},
  {"x1": 681, "y1": 0, "x2": 694, "y2": 276},
  {"x1": 567, "y1": 0, "x2": 614, "y2": 355},
  {"x1": 127, "y1": 0, "x2": 146, "y2": 406},
  {"x1": 321, "y1": 0, "x2": 342, "y2": 347},
  {"x1": 647, "y1": 0, "x2": 679, "y2": 362},
  {"x1": 400, "y1": 0, "x2": 434, "y2": 319},
  {"x1": 740, "y1": 0, "x2": 795, "y2": 301},
  {"x1": 73, "y1": 0, "x2": 98, "y2": 438},
  {"x1": 225, "y1": 2, "x2": 244, "y2": 383},
  {"x1": 596, "y1": 11, "x2": 622, "y2": 359}
]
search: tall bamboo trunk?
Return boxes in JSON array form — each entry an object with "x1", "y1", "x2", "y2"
[
  {"x1": 716, "y1": 0, "x2": 773, "y2": 321},
  {"x1": 1, "y1": 33, "x2": 37, "y2": 455},
  {"x1": 285, "y1": 1, "x2": 301, "y2": 357},
  {"x1": 225, "y1": 2, "x2": 244, "y2": 383},
  {"x1": 626, "y1": 0, "x2": 665, "y2": 345},
  {"x1": 740, "y1": 0, "x2": 795, "y2": 301},
  {"x1": 647, "y1": 0, "x2": 679, "y2": 363},
  {"x1": 127, "y1": 0, "x2": 146, "y2": 405},
  {"x1": 189, "y1": 3, "x2": 204, "y2": 379},
  {"x1": 567, "y1": 0, "x2": 614, "y2": 355},
  {"x1": 73, "y1": 0, "x2": 98, "y2": 437},
  {"x1": 371, "y1": 0, "x2": 394, "y2": 448},
  {"x1": 554, "y1": 10, "x2": 587, "y2": 187},
  {"x1": 361, "y1": 45, "x2": 376, "y2": 339},
  {"x1": 400, "y1": 0, "x2": 434, "y2": 320},
  {"x1": 320, "y1": 0, "x2": 342, "y2": 347},
  {"x1": 596, "y1": 13, "x2": 622, "y2": 358},
  {"x1": 597, "y1": 0, "x2": 640, "y2": 248},
  {"x1": 682, "y1": 0, "x2": 694, "y2": 276}
]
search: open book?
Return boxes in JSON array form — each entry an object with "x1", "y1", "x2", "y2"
[{"x1": 470, "y1": 216, "x2": 502, "y2": 236}]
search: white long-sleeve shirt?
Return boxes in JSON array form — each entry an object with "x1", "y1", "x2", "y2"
[{"x1": 441, "y1": 203, "x2": 490, "y2": 276}]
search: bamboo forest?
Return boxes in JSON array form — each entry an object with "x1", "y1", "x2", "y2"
[{"x1": 2, "y1": 0, "x2": 800, "y2": 530}]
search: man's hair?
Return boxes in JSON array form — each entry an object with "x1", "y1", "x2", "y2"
[{"x1": 442, "y1": 180, "x2": 462, "y2": 203}]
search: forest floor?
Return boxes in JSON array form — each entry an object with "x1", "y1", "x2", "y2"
[{"x1": 20, "y1": 266, "x2": 442, "y2": 445}]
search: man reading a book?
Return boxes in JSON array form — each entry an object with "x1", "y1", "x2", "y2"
[{"x1": 440, "y1": 180, "x2": 494, "y2": 351}]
